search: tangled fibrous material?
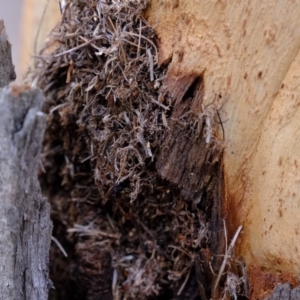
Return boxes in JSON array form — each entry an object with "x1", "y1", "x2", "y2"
[
  {"x1": 30, "y1": 0, "x2": 223, "y2": 299},
  {"x1": 35, "y1": 0, "x2": 166, "y2": 202}
]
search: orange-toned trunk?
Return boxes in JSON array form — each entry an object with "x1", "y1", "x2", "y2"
[
  {"x1": 20, "y1": 0, "x2": 60, "y2": 77},
  {"x1": 146, "y1": 0, "x2": 300, "y2": 298}
]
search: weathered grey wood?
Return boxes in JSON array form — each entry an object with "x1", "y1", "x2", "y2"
[
  {"x1": 0, "y1": 20, "x2": 16, "y2": 87},
  {"x1": 0, "y1": 85, "x2": 51, "y2": 300},
  {"x1": 265, "y1": 283, "x2": 300, "y2": 300}
]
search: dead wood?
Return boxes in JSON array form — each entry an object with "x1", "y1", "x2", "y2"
[
  {"x1": 0, "y1": 20, "x2": 16, "y2": 87},
  {"x1": 0, "y1": 85, "x2": 52, "y2": 300},
  {"x1": 265, "y1": 283, "x2": 300, "y2": 300}
]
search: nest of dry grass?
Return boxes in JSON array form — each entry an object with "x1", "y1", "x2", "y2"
[{"x1": 27, "y1": 0, "x2": 245, "y2": 299}]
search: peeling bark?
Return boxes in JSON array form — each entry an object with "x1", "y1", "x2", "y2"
[{"x1": 157, "y1": 73, "x2": 226, "y2": 298}]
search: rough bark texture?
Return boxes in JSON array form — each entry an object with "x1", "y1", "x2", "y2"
[
  {"x1": 266, "y1": 284, "x2": 300, "y2": 300},
  {"x1": 0, "y1": 20, "x2": 16, "y2": 86},
  {"x1": 0, "y1": 84, "x2": 52, "y2": 300},
  {"x1": 157, "y1": 73, "x2": 226, "y2": 299}
]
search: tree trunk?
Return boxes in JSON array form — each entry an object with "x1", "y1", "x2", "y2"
[
  {"x1": 146, "y1": 0, "x2": 300, "y2": 297},
  {"x1": 0, "y1": 20, "x2": 16, "y2": 86},
  {"x1": 20, "y1": 0, "x2": 61, "y2": 77},
  {"x1": 0, "y1": 20, "x2": 52, "y2": 300}
]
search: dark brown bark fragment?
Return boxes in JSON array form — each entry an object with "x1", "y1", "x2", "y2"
[
  {"x1": 77, "y1": 245, "x2": 113, "y2": 300},
  {"x1": 195, "y1": 250, "x2": 212, "y2": 299},
  {"x1": 157, "y1": 73, "x2": 225, "y2": 299},
  {"x1": 0, "y1": 20, "x2": 16, "y2": 87},
  {"x1": 0, "y1": 85, "x2": 52, "y2": 300}
]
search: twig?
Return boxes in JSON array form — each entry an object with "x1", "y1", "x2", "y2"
[
  {"x1": 51, "y1": 236, "x2": 68, "y2": 257},
  {"x1": 147, "y1": 48, "x2": 154, "y2": 81},
  {"x1": 49, "y1": 102, "x2": 68, "y2": 114},
  {"x1": 68, "y1": 225, "x2": 121, "y2": 239},
  {"x1": 217, "y1": 110, "x2": 225, "y2": 141},
  {"x1": 150, "y1": 97, "x2": 170, "y2": 110},
  {"x1": 213, "y1": 223, "x2": 243, "y2": 291},
  {"x1": 34, "y1": 0, "x2": 49, "y2": 55},
  {"x1": 123, "y1": 31, "x2": 158, "y2": 62},
  {"x1": 137, "y1": 20, "x2": 142, "y2": 58},
  {"x1": 54, "y1": 37, "x2": 102, "y2": 57},
  {"x1": 168, "y1": 245, "x2": 192, "y2": 259},
  {"x1": 177, "y1": 267, "x2": 192, "y2": 296}
]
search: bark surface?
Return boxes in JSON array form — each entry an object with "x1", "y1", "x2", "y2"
[
  {"x1": 146, "y1": 1, "x2": 300, "y2": 297},
  {"x1": 0, "y1": 20, "x2": 51, "y2": 299},
  {"x1": 266, "y1": 284, "x2": 300, "y2": 300},
  {"x1": 0, "y1": 85, "x2": 52, "y2": 300},
  {"x1": 0, "y1": 20, "x2": 16, "y2": 86}
]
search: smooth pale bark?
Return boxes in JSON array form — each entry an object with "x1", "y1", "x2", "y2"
[
  {"x1": 146, "y1": 0, "x2": 300, "y2": 276},
  {"x1": 20, "y1": 0, "x2": 61, "y2": 77}
]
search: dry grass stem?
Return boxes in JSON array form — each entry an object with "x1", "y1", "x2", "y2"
[
  {"x1": 51, "y1": 236, "x2": 68, "y2": 258},
  {"x1": 214, "y1": 221, "x2": 243, "y2": 292}
]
